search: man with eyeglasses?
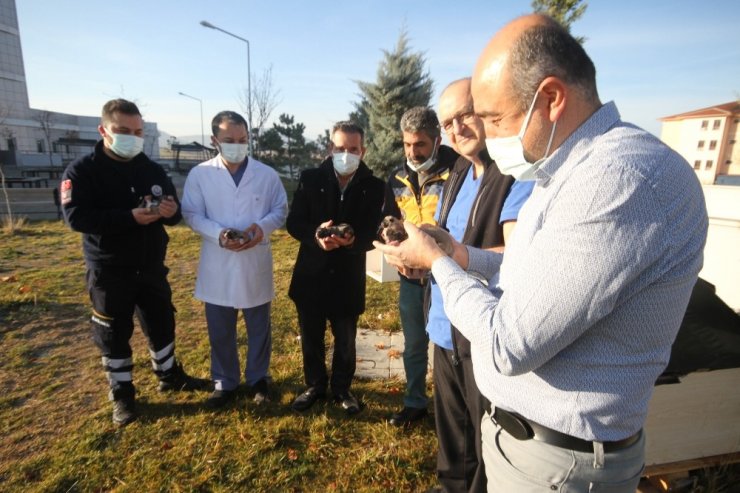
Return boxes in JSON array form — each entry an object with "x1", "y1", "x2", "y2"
[
  {"x1": 429, "y1": 78, "x2": 532, "y2": 492},
  {"x1": 384, "y1": 107, "x2": 459, "y2": 428},
  {"x1": 375, "y1": 14, "x2": 707, "y2": 492}
]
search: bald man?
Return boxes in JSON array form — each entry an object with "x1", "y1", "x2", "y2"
[{"x1": 375, "y1": 14, "x2": 707, "y2": 492}]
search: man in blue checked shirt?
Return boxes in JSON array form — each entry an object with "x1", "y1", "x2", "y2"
[{"x1": 375, "y1": 14, "x2": 708, "y2": 493}]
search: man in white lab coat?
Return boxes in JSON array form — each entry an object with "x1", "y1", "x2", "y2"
[{"x1": 182, "y1": 110, "x2": 288, "y2": 408}]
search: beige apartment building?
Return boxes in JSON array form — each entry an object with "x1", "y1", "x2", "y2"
[{"x1": 660, "y1": 101, "x2": 740, "y2": 185}]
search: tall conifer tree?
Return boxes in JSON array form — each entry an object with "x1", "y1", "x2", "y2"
[{"x1": 354, "y1": 31, "x2": 433, "y2": 178}]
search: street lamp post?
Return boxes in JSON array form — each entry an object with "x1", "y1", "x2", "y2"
[
  {"x1": 200, "y1": 20, "x2": 253, "y2": 156},
  {"x1": 177, "y1": 91, "x2": 204, "y2": 147}
]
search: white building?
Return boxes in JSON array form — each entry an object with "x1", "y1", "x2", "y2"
[
  {"x1": 660, "y1": 101, "x2": 740, "y2": 185},
  {"x1": 0, "y1": 0, "x2": 158, "y2": 169}
]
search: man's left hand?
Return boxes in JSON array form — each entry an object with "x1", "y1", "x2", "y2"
[
  {"x1": 158, "y1": 196, "x2": 178, "y2": 219},
  {"x1": 233, "y1": 224, "x2": 264, "y2": 251}
]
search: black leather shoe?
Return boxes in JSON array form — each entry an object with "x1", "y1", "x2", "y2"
[
  {"x1": 389, "y1": 406, "x2": 428, "y2": 426},
  {"x1": 291, "y1": 387, "x2": 326, "y2": 412},
  {"x1": 250, "y1": 378, "x2": 270, "y2": 404},
  {"x1": 158, "y1": 362, "x2": 212, "y2": 392},
  {"x1": 334, "y1": 391, "x2": 361, "y2": 415},
  {"x1": 205, "y1": 389, "x2": 236, "y2": 409},
  {"x1": 112, "y1": 396, "x2": 137, "y2": 426}
]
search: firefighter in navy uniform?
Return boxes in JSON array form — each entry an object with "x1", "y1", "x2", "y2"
[{"x1": 61, "y1": 99, "x2": 209, "y2": 426}]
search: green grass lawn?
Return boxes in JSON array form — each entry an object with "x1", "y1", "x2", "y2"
[{"x1": 0, "y1": 221, "x2": 438, "y2": 492}]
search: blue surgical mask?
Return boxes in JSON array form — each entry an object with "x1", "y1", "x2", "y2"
[
  {"x1": 332, "y1": 151, "x2": 361, "y2": 176},
  {"x1": 107, "y1": 131, "x2": 144, "y2": 159},
  {"x1": 485, "y1": 91, "x2": 556, "y2": 181}
]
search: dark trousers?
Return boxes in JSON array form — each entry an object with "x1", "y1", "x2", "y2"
[
  {"x1": 296, "y1": 307, "x2": 358, "y2": 395},
  {"x1": 434, "y1": 344, "x2": 488, "y2": 493},
  {"x1": 87, "y1": 265, "x2": 176, "y2": 398}
]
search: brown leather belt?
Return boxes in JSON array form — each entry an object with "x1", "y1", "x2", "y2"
[{"x1": 492, "y1": 407, "x2": 641, "y2": 454}]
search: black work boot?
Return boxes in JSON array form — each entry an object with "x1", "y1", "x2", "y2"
[
  {"x1": 110, "y1": 387, "x2": 137, "y2": 426},
  {"x1": 158, "y1": 361, "x2": 211, "y2": 392}
]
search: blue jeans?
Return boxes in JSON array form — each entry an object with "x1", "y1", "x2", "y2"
[
  {"x1": 205, "y1": 302, "x2": 272, "y2": 391},
  {"x1": 481, "y1": 411, "x2": 644, "y2": 492},
  {"x1": 398, "y1": 277, "x2": 429, "y2": 409}
]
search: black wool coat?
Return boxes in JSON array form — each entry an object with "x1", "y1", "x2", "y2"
[{"x1": 287, "y1": 158, "x2": 385, "y2": 316}]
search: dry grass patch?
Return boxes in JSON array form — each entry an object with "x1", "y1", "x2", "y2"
[{"x1": 0, "y1": 221, "x2": 437, "y2": 492}]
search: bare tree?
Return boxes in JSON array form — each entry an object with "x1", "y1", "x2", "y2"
[
  {"x1": 240, "y1": 65, "x2": 281, "y2": 158},
  {"x1": 35, "y1": 109, "x2": 56, "y2": 168}
]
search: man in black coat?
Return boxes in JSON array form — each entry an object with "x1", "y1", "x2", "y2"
[{"x1": 287, "y1": 121, "x2": 385, "y2": 415}]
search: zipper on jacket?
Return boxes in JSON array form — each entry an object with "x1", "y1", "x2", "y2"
[{"x1": 470, "y1": 184, "x2": 487, "y2": 228}]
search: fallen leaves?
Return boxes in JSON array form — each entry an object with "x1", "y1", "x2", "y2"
[
  {"x1": 374, "y1": 342, "x2": 386, "y2": 350},
  {"x1": 2, "y1": 275, "x2": 18, "y2": 283},
  {"x1": 387, "y1": 349, "x2": 401, "y2": 360}
]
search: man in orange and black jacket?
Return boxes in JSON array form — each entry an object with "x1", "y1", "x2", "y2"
[{"x1": 383, "y1": 106, "x2": 459, "y2": 427}]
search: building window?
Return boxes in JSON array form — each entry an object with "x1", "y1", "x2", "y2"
[
  {"x1": 36, "y1": 139, "x2": 45, "y2": 153},
  {"x1": 705, "y1": 160, "x2": 713, "y2": 169},
  {"x1": 709, "y1": 140, "x2": 717, "y2": 150},
  {"x1": 697, "y1": 140, "x2": 705, "y2": 149},
  {"x1": 694, "y1": 160, "x2": 701, "y2": 169},
  {"x1": 701, "y1": 120, "x2": 708, "y2": 130},
  {"x1": 713, "y1": 119, "x2": 721, "y2": 130}
]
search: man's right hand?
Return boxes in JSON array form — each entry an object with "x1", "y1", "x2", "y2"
[
  {"x1": 315, "y1": 220, "x2": 341, "y2": 251},
  {"x1": 132, "y1": 207, "x2": 161, "y2": 225}
]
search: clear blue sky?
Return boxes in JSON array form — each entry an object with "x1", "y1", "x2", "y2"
[{"x1": 15, "y1": 0, "x2": 740, "y2": 145}]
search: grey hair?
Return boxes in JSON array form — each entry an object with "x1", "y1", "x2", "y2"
[
  {"x1": 507, "y1": 18, "x2": 599, "y2": 112},
  {"x1": 400, "y1": 106, "x2": 440, "y2": 140},
  {"x1": 332, "y1": 120, "x2": 365, "y2": 143}
]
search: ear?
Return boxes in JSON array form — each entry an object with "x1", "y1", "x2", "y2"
[
  {"x1": 98, "y1": 124, "x2": 107, "y2": 138},
  {"x1": 539, "y1": 76, "x2": 567, "y2": 122}
]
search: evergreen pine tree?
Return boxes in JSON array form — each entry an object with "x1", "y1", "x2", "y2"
[
  {"x1": 354, "y1": 31, "x2": 433, "y2": 178},
  {"x1": 531, "y1": 0, "x2": 588, "y2": 43}
]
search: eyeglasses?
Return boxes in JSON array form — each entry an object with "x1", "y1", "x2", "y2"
[{"x1": 440, "y1": 111, "x2": 477, "y2": 132}]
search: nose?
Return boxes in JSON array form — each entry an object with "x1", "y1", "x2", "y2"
[{"x1": 452, "y1": 118, "x2": 464, "y2": 134}]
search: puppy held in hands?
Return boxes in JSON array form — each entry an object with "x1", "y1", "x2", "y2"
[
  {"x1": 378, "y1": 216, "x2": 454, "y2": 256},
  {"x1": 378, "y1": 216, "x2": 407, "y2": 244}
]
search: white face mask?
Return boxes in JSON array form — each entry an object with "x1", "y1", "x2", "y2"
[
  {"x1": 332, "y1": 151, "x2": 361, "y2": 176},
  {"x1": 406, "y1": 140, "x2": 439, "y2": 174},
  {"x1": 107, "y1": 131, "x2": 144, "y2": 159},
  {"x1": 219, "y1": 142, "x2": 249, "y2": 164},
  {"x1": 485, "y1": 92, "x2": 556, "y2": 181}
]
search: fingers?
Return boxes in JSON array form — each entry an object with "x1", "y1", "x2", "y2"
[
  {"x1": 157, "y1": 197, "x2": 178, "y2": 218},
  {"x1": 132, "y1": 207, "x2": 160, "y2": 225}
]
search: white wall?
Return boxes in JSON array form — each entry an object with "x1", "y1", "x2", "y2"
[{"x1": 700, "y1": 185, "x2": 740, "y2": 310}]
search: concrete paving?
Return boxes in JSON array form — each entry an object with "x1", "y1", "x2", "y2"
[{"x1": 354, "y1": 327, "x2": 434, "y2": 381}]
